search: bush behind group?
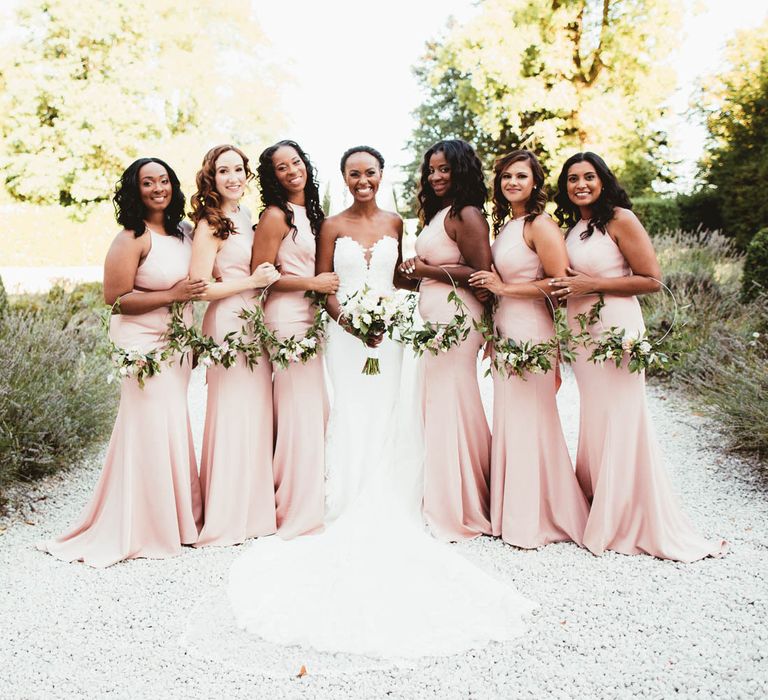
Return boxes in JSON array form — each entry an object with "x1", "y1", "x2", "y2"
[{"x1": 0, "y1": 279, "x2": 117, "y2": 508}]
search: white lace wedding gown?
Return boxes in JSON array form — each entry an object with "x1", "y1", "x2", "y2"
[{"x1": 226, "y1": 235, "x2": 535, "y2": 661}]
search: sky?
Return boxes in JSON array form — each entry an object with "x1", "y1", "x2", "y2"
[{"x1": 251, "y1": 0, "x2": 768, "y2": 198}]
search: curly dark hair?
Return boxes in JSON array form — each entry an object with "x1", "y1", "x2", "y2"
[
  {"x1": 190, "y1": 144, "x2": 254, "y2": 240},
  {"x1": 554, "y1": 152, "x2": 633, "y2": 239},
  {"x1": 112, "y1": 157, "x2": 185, "y2": 239},
  {"x1": 339, "y1": 145, "x2": 385, "y2": 173},
  {"x1": 417, "y1": 139, "x2": 487, "y2": 225},
  {"x1": 257, "y1": 140, "x2": 324, "y2": 238},
  {"x1": 491, "y1": 150, "x2": 548, "y2": 236}
]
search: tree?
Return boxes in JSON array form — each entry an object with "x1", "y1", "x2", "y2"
[
  {"x1": 404, "y1": 0, "x2": 682, "y2": 211},
  {"x1": 698, "y1": 19, "x2": 768, "y2": 249},
  {"x1": 0, "y1": 0, "x2": 283, "y2": 210}
]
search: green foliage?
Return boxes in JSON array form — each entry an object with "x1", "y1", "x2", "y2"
[
  {"x1": 322, "y1": 183, "x2": 332, "y2": 217},
  {"x1": 405, "y1": 0, "x2": 683, "y2": 211},
  {"x1": 0, "y1": 283, "x2": 117, "y2": 504},
  {"x1": 677, "y1": 189, "x2": 723, "y2": 234},
  {"x1": 0, "y1": 1, "x2": 282, "y2": 212},
  {"x1": 640, "y1": 231, "x2": 767, "y2": 457},
  {"x1": 698, "y1": 19, "x2": 768, "y2": 248},
  {"x1": 741, "y1": 228, "x2": 768, "y2": 302},
  {"x1": 631, "y1": 197, "x2": 681, "y2": 235}
]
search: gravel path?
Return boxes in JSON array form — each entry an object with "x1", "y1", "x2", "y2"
[{"x1": 0, "y1": 367, "x2": 765, "y2": 699}]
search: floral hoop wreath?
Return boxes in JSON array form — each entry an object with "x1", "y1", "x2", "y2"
[
  {"x1": 408, "y1": 267, "x2": 470, "y2": 357},
  {"x1": 103, "y1": 298, "x2": 175, "y2": 389},
  {"x1": 474, "y1": 288, "x2": 567, "y2": 380},
  {"x1": 238, "y1": 286, "x2": 328, "y2": 370},
  {"x1": 576, "y1": 276, "x2": 676, "y2": 374}
]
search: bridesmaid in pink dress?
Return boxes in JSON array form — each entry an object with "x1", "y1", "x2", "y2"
[
  {"x1": 251, "y1": 140, "x2": 338, "y2": 538},
  {"x1": 470, "y1": 150, "x2": 588, "y2": 548},
  {"x1": 399, "y1": 139, "x2": 492, "y2": 541},
  {"x1": 189, "y1": 145, "x2": 280, "y2": 547},
  {"x1": 551, "y1": 151, "x2": 726, "y2": 562},
  {"x1": 38, "y1": 158, "x2": 205, "y2": 567}
]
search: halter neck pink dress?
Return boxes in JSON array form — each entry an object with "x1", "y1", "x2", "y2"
[
  {"x1": 195, "y1": 218, "x2": 276, "y2": 547},
  {"x1": 263, "y1": 204, "x2": 328, "y2": 538},
  {"x1": 38, "y1": 229, "x2": 203, "y2": 567},
  {"x1": 415, "y1": 206, "x2": 491, "y2": 540},
  {"x1": 490, "y1": 217, "x2": 588, "y2": 548},
  {"x1": 566, "y1": 219, "x2": 726, "y2": 561}
]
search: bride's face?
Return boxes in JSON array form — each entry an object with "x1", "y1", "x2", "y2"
[{"x1": 344, "y1": 152, "x2": 381, "y2": 203}]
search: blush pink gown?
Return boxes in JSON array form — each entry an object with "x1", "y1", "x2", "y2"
[
  {"x1": 416, "y1": 206, "x2": 491, "y2": 540},
  {"x1": 566, "y1": 220, "x2": 726, "y2": 561},
  {"x1": 263, "y1": 204, "x2": 328, "y2": 539},
  {"x1": 195, "y1": 224, "x2": 276, "y2": 547},
  {"x1": 37, "y1": 230, "x2": 203, "y2": 567},
  {"x1": 491, "y1": 218, "x2": 589, "y2": 548}
]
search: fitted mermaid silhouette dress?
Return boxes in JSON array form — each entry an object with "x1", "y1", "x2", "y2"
[
  {"x1": 490, "y1": 217, "x2": 588, "y2": 548},
  {"x1": 226, "y1": 233, "x2": 535, "y2": 658},
  {"x1": 415, "y1": 206, "x2": 492, "y2": 541},
  {"x1": 38, "y1": 229, "x2": 202, "y2": 567},
  {"x1": 566, "y1": 219, "x2": 726, "y2": 561}
]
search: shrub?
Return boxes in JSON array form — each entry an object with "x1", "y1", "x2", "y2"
[
  {"x1": 640, "y1": 230, "x2": 768, "y2": 457},
  {"x1": 632, "y1": 197, "x2": 681, "y2": 235},
  {"x1": 0, "y1": 284, "x2": 117, "y2": 506},
  {"x1": 677, "y1": 189, "x2": 723, "y2": 234},
  {"x1": 741, "y1": 227, "x2": 768, "y2": 302}
]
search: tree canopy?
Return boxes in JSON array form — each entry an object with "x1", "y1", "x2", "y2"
[
  {"x1": 0, "y1": 0, "x2": 282, "y2": 210},
  {"x1": 698, "y1": 19, "x2": 768, "y2": 248},
  {"x1": 405, "y1": 0, "x2": 682, "y2": 209}
]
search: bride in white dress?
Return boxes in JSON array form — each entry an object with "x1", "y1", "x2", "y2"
[{"x1": 226, "y1": 146, "x2": 535, "y2": 661}]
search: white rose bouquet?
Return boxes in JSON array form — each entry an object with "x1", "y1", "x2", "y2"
[{"x1": 340, "y1": 286, "x2": 414, "y2": 375}]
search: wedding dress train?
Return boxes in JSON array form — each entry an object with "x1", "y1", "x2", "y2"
[{"x1": 210, "y1": 234, "x2": 535, "y2": 664}]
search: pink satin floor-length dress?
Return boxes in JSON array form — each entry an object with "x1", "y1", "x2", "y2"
[
  {"x1": 490, "y1": 217, "x2": 588, "y2": 548},
  {"x1": 195, "y1": 224, "x2": 276, "y2": 547},
  {"x1": 38, "y1": 229, "x2": 203, "y2": 567},
  {"x1": 566, "y1": 219, "x2": 726, "y2": 562},
  {"x1": 263, "y1": 204, "x2": 328, "y2": 538},
  {"x1": 416, "y1": 206, "x2": 491, "y2": 540}
]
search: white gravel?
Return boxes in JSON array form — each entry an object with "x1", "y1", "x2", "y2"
[{"x1": 1, "y1": 365, "x2": 766, "y2": 699}]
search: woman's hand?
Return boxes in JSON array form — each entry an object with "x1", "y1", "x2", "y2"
[
  {"x1": 398, "y1": 256, "x2": 428, "y2": 278},
  {"x1": 468, "y1": 265, "x2": 505, "y2": 296},
  {"x1": 365, "y1": 331, "x2": 384, "y2": 348},
  {"x1": 170, "y1": 277, "x2": 208, "y2": 302},
  {"x1": 311, "y1": 272, "x2": 340, "y2": 294},
  {"x1": 549, "y1": 267, "x2": 597, "y2": 300},
  {"x1": 250, "y1": 262, "x2": 281, "y2": 289}
]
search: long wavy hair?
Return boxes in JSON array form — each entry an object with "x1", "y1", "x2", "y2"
[
  {"x1": 554, "y1": 152, "x2": 633, "y2": 238},
  {"x1": 491, "y1": 150, "x2": 548, "y2": 236},
  {"x1": 417, "y1": 139, "x2": 487, "y2": 225},
  {"x1": 113, "y1": 157, "x2": 185, "y2": 239},
  {"x1": 190, "y1": 144, "x2": 253, "y2": 239},
  {"x1": 257, "y1": 140, "x2": 324, "y2": 238}
]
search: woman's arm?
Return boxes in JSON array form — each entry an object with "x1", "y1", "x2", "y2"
[
  {"x1": 191, "y1": 219, "x2": 279, "y2": 301},
  {"x1": 315, "y1": 218, "x2": 344, "y2": 322},
  {"x1": 104, "y1": 231, "x2": 206, "y2": 314},
  {"x1": 550, "y1": 208, "x2": 662, "y2": 299},
  {"x1": 252, "y1": 207, "x2": 339, "y2": 294}
]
